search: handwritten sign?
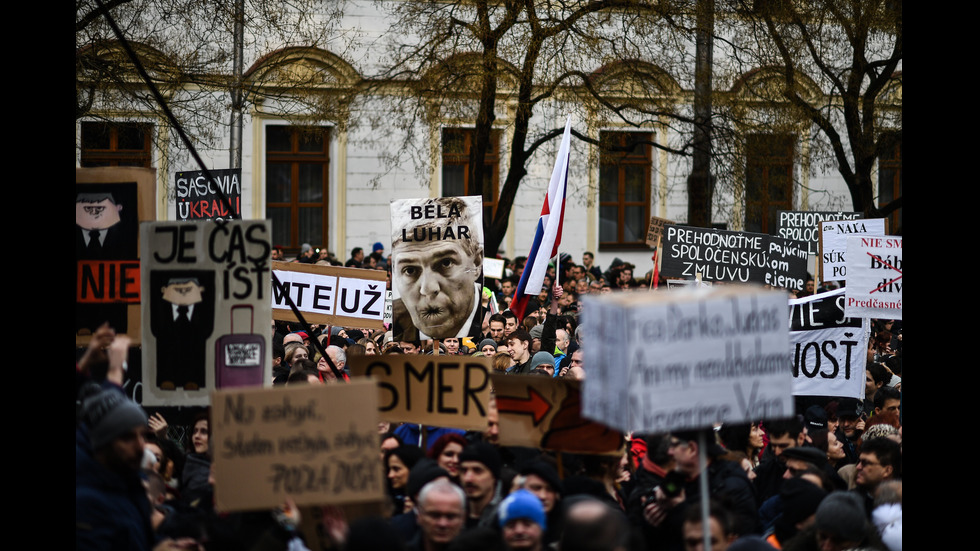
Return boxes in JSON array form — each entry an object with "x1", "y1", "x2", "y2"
[
  {"x1": 818, "y1": 218, "x2": 886, "y2": 282},
  {"x1": 211, "y1": 380, "x2": 383, "y2": 512},
  {"x1": 776, "y1": 211, "x2": 862, "y2": 255},
  {"x1": 175, "y1": 168, "x2": 242, "y2": 221},
  {"x1": 271, "y1": 262, "x2": 386, "y2": 329},
  {"x1": 661, "y1": 225, "x2": 808, "y2": 290},
  {"x1": 789, "y1": 289, "x2": 869, "y2": 398},
  {"x1": 646, "y1": 216, "x2": 675, "y2": 248},
  {"x1": 582, "y1": 285, "x2": 794, "y2": 433},
  {"x1": 76, "y1": 167, "x2": 156, "y2": 346},
  {"x1": 844, "y1": 236, "x2": 902, "y2": 320},
  {"x1": 348, "y1": 356, "x2": 491, "y2": 430},
  {"x1": 492, "y1": 374, "x2": 624, "y2": 454},
  {"x1": 141, "y1": 220, "x2": 272, "y2": 406}
]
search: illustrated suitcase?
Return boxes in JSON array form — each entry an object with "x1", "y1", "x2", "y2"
[{"x1": 215, "y1": 305, "x2": 266, "y2": 388}]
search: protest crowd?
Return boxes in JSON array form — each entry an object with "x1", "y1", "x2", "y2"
[{"x1": 77, "y1": 245, "x2": 902, "y2": 551}]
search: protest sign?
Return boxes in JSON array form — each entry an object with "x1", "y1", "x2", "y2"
[
  {"x1": 776, "y1": 211, "x2": 863, "y2": 255},
  {"x1": 76, "y1": 167, "x2": 156, "y2": 346},
  {"x1": 389, "y1": 196, "x2": 484, "y2": 342},
  {"x1": 492, "y1": 374, "x2": 624, "y2": 454},
  {"x1": 645, "y1": 216, "x2": 675, "y2": 248},
  {"x1": 483, "y1": 257, "x2": 505, "y2": 279},
  {"x1": 141, "y1": 220, "x2": 272, "y2": 406},
  {"x1": 349, "y1": 355, "x2": 492, "y2": 430},
  {"x1": 818, "y1": 218, "x2": 886, "y2": 282},
  {"x1": 844, "y1": 236, "x2": 902, "y2": 320},
  {"x1": 661, "y1": 225, "x2": 808, "y2": 290},
  {"x1": 582, "y1": 285, "x2": 794, "y2": 433},
  {"x1": 383, "y1": 290, "x2": 393, "y2": 327},
  {"x1": 789, "y1": 289, "x2": 869, "y2": 398},
  {"x1": 211, "y1": 380, "x2": 383, "y2": 512},
  {"x1": 271, "y1": 262, "x2": 386, "y2": 329},
  {"x1": 175, "y1": 168, "x2": 242, "y2": 220}
]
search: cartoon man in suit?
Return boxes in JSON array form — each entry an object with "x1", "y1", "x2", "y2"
[{"x1": 151, "y1": 275, "x2": 214, "y2": 390}]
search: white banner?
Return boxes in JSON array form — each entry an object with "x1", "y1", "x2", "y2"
[
  {"x1": 582, "y1": 286, "x2": 794, "y2": 433},
  {"x1": 819, "y1": 218, "x2": 886, "y2": 282},
  {"x1": 789, "y1": 289, "x2": 869, "y2": 398},
  {"x1": 844, "y1": 236, "x2": 902, "y2": 320},
  {"x1": 271, "y1": 262, "x2": 386, "y2": 328}
]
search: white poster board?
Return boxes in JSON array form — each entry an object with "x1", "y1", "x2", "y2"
[
  {"x1": 271, "y1": 262, "x2": 386, "y2": 329},
  {"x1": 141, "y1": 220, "x2": 272, "y2": 406},
  {"x1": 819, "y1": 219, "x2": 886, "y2": 282},
  {"x1": 843, "y1": 236, "x2": 902, "y2": 320},
  {"x1": 582, "y1": 286, "x2": 794, "y2": 433},
  {"x1": 789, "y1": 289, "x2": 869, "y2": 398}
]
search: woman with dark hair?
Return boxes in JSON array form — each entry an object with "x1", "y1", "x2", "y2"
[
  {"x1": 426, "y1": 433, "x2": 467, "y2": 480},
  {"x1": 809, "y1": 429, "x2": 847, "y2": 469},
  {"x1": 182, "y1": 410, "x2": 212, "y2": 505},
  {"x1": 384, "y1": 445, "x2": 425, "y2": 514},
  {"x1": 718, "y1": 422, "x2": 765, "y2": 469}
]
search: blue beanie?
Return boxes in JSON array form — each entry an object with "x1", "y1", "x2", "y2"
[{"x1": 498, "y1": 489, "x2": 546, "y2": 531}]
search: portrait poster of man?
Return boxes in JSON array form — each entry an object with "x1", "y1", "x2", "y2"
[
  {"x1": 389, "y1": 196, "x2": 484, "y2": 342},
  {"x1": 149, "y1": 271, "x2": 215, "y2": 392},
  {"x1": 75, "y1": 167, "x2": 155, "y2": 346}
]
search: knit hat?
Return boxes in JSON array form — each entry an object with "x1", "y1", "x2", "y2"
[
  {"x1": 373, "y1": 242, "x2": 384, "y2": 252},
  {"x1": 780, "y1": 477, "x2": 828, "y2": 525},
  {"x1": 478, "y1": 338, "x2": 497, "y2": 351},
  {"x1": 531, "y1": 351, "x2": 556, "y2": 370},
  {"x1": 815, "y1": 491, "x2": 867, "y2": 542},
  {"x1": 459, "y1": 442, "x2": 501, "y2": 479},
  {"x1": 406, "y1": 458, "x2": 450, "y2": 499},
  {"x1": 83, "y1": 388, "x2": 148, "y2": 450},
  {"x1": 498, "y1": 489, "x2": 546, "y2": 531},
  {"x1": 862, "y1": 423, "x2": 899, "y2": 442},
  {"x1": 804, "y1": 405, "x2": 829, "y2": 431},
  {"x1": 520, "y1": 461, "x2": 563, "y2": 495},
  {"x1": 301, "y1": 243, "x2": 312, "y2": 253},
  {"x1": 529, "y1": 325, "x2": 544, "y2": 340}
]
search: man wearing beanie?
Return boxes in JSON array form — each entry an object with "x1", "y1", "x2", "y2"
[
  {"x1": 459, "y1": 442, "x2": 502, "y2": 529},
  {"x1": 498, "y1": 489, "x2": 546, "y2": 551},
  {"x1": 76, "y1": 386, "x2": 154, "y2": 550}
]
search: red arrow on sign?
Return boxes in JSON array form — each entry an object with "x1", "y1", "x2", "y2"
[{"x1": 496, "y1": 387, "x2": 552, "y2": 426}]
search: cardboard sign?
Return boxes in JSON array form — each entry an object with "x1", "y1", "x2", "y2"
[
  {"x1": 492, "y1": 374, "x2": 624, "y2": 454},
  {"x1": 582, "y1": 286, "x2": 794, "y2": 433},
  {"x1": 789, "y1": 289, "x2": 869, "y2": 398},
  {"x1": 661, "y1": 225, "x2": 808, "y2": 290},
  {"x1": 141, "y1": 220, "x2": 272, "y2": 406},
  {"x1": 483, "y1": 257, "x2": 505, "y2": 279},
  {"x1": 175, "y1": 168, "x2": 242, "y2": 221},
  {"x1": 271, "y1": 262, "x2": 386, "y2": 329},
  {"x1": 348, "y1": 356, "x2": 492, "y2": 430},
  {"x1": 844, "y1": 236, "x2": 903, "y2": 320},
  {"x1": 645, "y1": 216, "x2": 675, "y2": 248},
  {"x1": 211, "y1": 380, "x2": 383, "y2": 512},
  {"x1": 76, "y1": 167, "x2": 156, "y2": 346},
  {"x1": 776, "y1": 211, "x2": 863, "y2": 255},
  {"x1": 389, "y1": 196, "x2": 484, "y2": 341},
  {"x1": 818, "y1": 218, "x2": 886, "y2": 282}
]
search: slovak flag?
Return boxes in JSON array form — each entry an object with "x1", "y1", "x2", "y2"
[{"x1": 511, "y1": 117, "x2": 571, "y2": 321}]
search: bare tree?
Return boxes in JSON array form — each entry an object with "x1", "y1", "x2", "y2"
[{"x1": 726, "y1": 0, "x2": 902, "y2": 223}]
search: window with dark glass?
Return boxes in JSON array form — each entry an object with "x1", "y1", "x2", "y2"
[
  {"x1": 80, "y1": 122, "x2": 153, "y2": 167},
  {"x1": 599, "y1": 131, "x2": 653, "y2": 249},
  {"x1": 745, "y1": 134, "x2": 795, "y2": 234},
  {"x1": 266, "y1": 126, "x2": 330, "y2": 252},
  {"x1": 878, "y1": 132, "x2": 902, "y2": 232},
  {"x1": 441, "y1": 128, "x2": 500, "y2": 223}
]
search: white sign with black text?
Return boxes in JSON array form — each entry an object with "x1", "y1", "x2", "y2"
[{"x1": 789, "y1": 289, "x2": 869, "y2": 398}]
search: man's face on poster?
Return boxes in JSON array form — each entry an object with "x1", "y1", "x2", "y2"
[
  {"x1": 161, "y1": 281, "x2": 205, "y2": 306},
  {"x1": 76, "y1": 198, "x2": 122, "y2": 230},
  {"x1": 394, "y1": 238, "x2": 480, "y2": 337}
]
